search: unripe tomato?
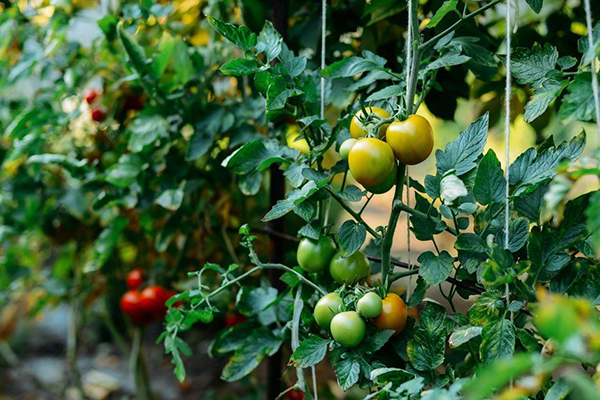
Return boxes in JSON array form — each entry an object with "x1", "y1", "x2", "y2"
[
  {"x1": 297, "y1": 235, "x2": 337, "y2": 273},
  {"x1": 126, "y1": 268, "x2": 144, "y2": 291},
  {"x1": 91, "y1": 106, "x2": 106, "y2": 122},
  {"x1": 330, "y1": 311, "x2": 366, "y2": 347},
  {"x1": 329, "y1": 251, "x2": 371, "y2": 285},
  {"x1": 314, "y1": 292, "x2": 343, "y2": 329},
  {"x1": 339, "y1": 138, "x2": 357, "y2": 160},
  {"x1": 140, "y1": 285, "x2": 170, "y2": 319},
  {"x1": 286, "y1": 125, "x2": 310, "y2": 154},
  {"x1": 374, "y1": 293, "x2": 407, "y2": 335},
  {"x1": 357, "y1": 292, "x2": 383, "y2": 318},
  {"x1": 348, "y1": 138, "x2": 395, "y2": 187},
  {"x1": 364, "y1": 161, "x2": 397, "y2": 194},
  {"x1": 83, "y1": 87, "x2": 100, "y2": 104},
  {"x1": 120, "y1": 290, "x2": 151, "y2": 324},
  {"x1": 385, "y1": 115, "x2": 434, "y2": 165},
  {"x1": 350, "y1": 107, "x2": 391, "y2": 138}
]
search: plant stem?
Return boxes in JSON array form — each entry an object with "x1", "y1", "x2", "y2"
[
  {"x1": 389, "y1": 269, "x2": 419, "y2": 282},
  {"x1": 381, "y1": 163, "x2": 407, "y2": 289},
  {"x1": 405, "y1": 0, "x2": 421, "y2": 116},
  {"x1": 327, "y1": 187, "x2": 381, "y2": 239},
  {"x1": 394, "y1": 201, "x2": 458, "y2": 235},
  {"x1": 420, "y1": 0, "x2": 503, "y2": 51}
]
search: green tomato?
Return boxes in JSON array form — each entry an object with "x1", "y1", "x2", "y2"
[
  {"x1": 339, "y1": 138, "x2": 357, "y2": 160},
  {"x1": 330, "y1": 311, "x2": 366, "y2": 347},
  {"x1": 314, "y1": 293, "x2": 343, "y2": 329},
  {"x1": 297, "y1": 235, "x2": 337, "y2": 273},
  {"x1": 357, "y1": 292, "x2": 383, "y2": 318},
  {"x1": 329, "y1": 251, "x2": 371, "y2": 285}
]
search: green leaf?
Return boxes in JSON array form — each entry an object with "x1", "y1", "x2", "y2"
[
  {"x1": 153, "y1": 33, "x2": 176, "y2": 77},
  {"x1": 525, "y1": 0, "x2": 543, "y2": 13},
  {"x1": 262, "y1": 181, "x2": 321, "y2": 221},
  {"x1": 469, "y1": 292, "x2": 505, "y2": 326},
  {"x1": 84, "y1": 217, "x2": 127, "y2": 273},
  {"x1": 545, "y1": 377, "x2": 571, "y2": 400},
  {"x1": 155, "y1": 183, "x2": 185, "y2": 211},
  {"x1": 334, "y1": 357, "x2": 360, "y2": 391},
  {"x1": 128, "y1": 115, "x2": 169, "y2": 152},
  {"x1": 565, "y1": 373, "x2": 600, "y2": 400},
  {"x1": 480, "y1": 319, "x2": 515, "y2": 362},
  {"x1": 97, "y1": 15, "x2": 118, "y2": 41},
  {"x1": 364, "y1": 330, "x2": 395, "y2": 354},
  {"x1": 514, "y1": 182, "x2": 547, "y2": 222},
  {"x1": 421, "y1": 51, "x2": 470, "y2": 75},
  {"x1": 436, "y1": 113, "x2": 489, "y2": 176},
  {"x1": 206, "y1": 16, "x2": 257, "y2": 51},
  {"x1": 407, "y1": 277, "x2": 428, "y2": 307},
  {"x1": 511, "y1": 43, "x2": 558, "y2": 87},
  {"x1": 237, "y1": 286, "x2": 278, "y2": 315},
  {"x1": 524, "y1": 80, "x2": 566, "y2": 123},
  {"x1": 106, "y1": 154, "x2": 145, "y2": 188},
  {"x1": 321, "y1": 51, "x2": 387, "y2": 79},
  {"x1": 255, "y1": 21, "x2": 282, "y2": 62},
  {"x1": 494, "y1": 217, "x2": 529, "y2": 252},
  {"x1": 407, "y1": 304, "x2": 450, "y2": 371},
  {"x1": 220, "y1": 58, "x2": 261, "y2": 76},
  {"x1": 118, "y1": 24, "x2": 149, "y2": 74},
  {"x1": 221, "y1": 328, "x2": 282, "y2": 382},
  {"x1": 26, "y1": 154, "x2": 87, "y2": 170},
  {"x1": 586, "y1": 190, "x2": 600, "y2": 252},
  {"x1": 337, "y1": 220, "x2": 366, "y2": 257},
  {"x1": 365, "y1": 84, "x2": 404, "y2": 102},
  {"x1": 449, "y1": 37, "x2": 497, "y2": 80},
  {"x1": 449, "y1": 325, "x2": 482, "y2": 348},
  {"x1": 290, "y1": 335, "x2": 331, "y2": 367},
  {"x1": 223, "y1": 139, "x2": 296, "y2": 174},
  {"x1": 473, "y1": 149, "x2": 505, "y2": 205},
  {"x1": 338, "y1": 185, "x2": 364, "y2": 202},
  {"x1": 298, "y1": 219, "x2": 322, "y2": 240},
  {"x1": 417, "y1": 251, "x2": 454, "y2": 285},
  {"x1": 559, "y1": 73, "x2": 600, "y2": 122},
  {"x1": 455, "y1": 233, "x2": 488, "y2": 253},
  {"x1": 509, "y1": 131, "x2": 586, "y2": 195},
  {"x1": 427, "y1": 0, "x2": 458, "y2": 28},
  {"x1": 172, "y1": 40, "x2": 195, "y2": 85}
]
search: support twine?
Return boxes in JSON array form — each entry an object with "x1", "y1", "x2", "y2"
[
  {"x1": 405, "y1": 0, "x2": 415, "y2": 300},
  {"x1": 320, "y1": 0, "x2": 326, "y2": 120},
  {"x1": 583, "y1": 0, "x2": 600, "y2": 145}
]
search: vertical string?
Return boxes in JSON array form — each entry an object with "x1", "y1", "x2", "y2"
[
  {"x1": 320, "y1": 0, "x2": 326, "y2": 120},
  {"x1": 405, "y1": 1, "x2": 414, "y2": 300},
  {"x1": 583, "y1": 0, "x2": 600, "y2": 145},
  {"x1": 405, "y1": 0, "x2": 414, "y2": 107}
]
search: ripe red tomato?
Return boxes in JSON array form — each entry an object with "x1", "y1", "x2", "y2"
[
  {"x1": 140, "y1": 285, "x2": 170, "y2": 319},
  {"x1": 286, "y1": 388, "x2": 304, "y2": 400},
  {"x1": 225, "y1": 312, "x2": 247, "y2": 327},
  {"x1": 83, "y1": 88, "x2": 100, "y2": 104},
  {"x1": 91, "y1": 106, "x2": 106, "y2": 122},
  {"x1": 120, "y1": 290, "x2": 151, "y2": 325},
  {"x1": 126, "y1": 269, "x2": 144, "y2": 291}
]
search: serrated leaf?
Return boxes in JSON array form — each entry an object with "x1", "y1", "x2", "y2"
[
  {"x1": 338, "y1": 185, "x2": 364, "y2": 202},
  {"x1": 427, "y1": 0, "x2": 458, "y2": 28},
  {"x1": 364, "y1": 330, "x2": 395, "y2": 354},
  {"x1": 118, "y1": 24, "x2": 148, "y2": 74},
  {"x1": 511, "y1": 43, "x2": 558, "y2": 87},
  {"x1": 407, "y1": 304, "x2": 450, "y2": 371},
  {"x1": 155, "y1": 184, "x2": 184, "y2": 211},
  {"x1": 436, "y1": 113, "x2": 489, "y2": 176},
  {"x1": 322, "y1": 51, "x2": 387, "y2": 79},
  {"x1": 223, "y1": 139, "x2": 296, "y2": 174},
  {"x1": 559, "y1": 73, "x2": 600, "y2": 122},
  {"x1": 334, "y1": 357, "x2": 360, "y2": 391},
  {"x1": 220, "y1": 58, "x2": 261, "y2": 76},
  {"x1": 106, "y1": 154, "x2": 144, "y2": 188},
  {"x1": 365, "y1": 84, "x2": 404, "y2": 102},
  {"x1": 221, "y1": 328, "x2": 282, "y2": 382},
  {"x1": 207, "y1": 16, "x2": 257, "y2": 51},
  {"x1": 495, "y1": 217, "x2": 529, "y2": 252},
  {"x1": 469, "y1": 292, "x2": 505, "y2": 326},
  {"x1": 524, "y1": 80, "x2": 566, "y2": 123},
  {"x1": 255, "y1": 21, "x2": 282, "y2": 62},
  {"x1": 128, "y1": 115, "x2": 169, "y2": 152},
  {"x1": 525, "y1": 0, "x2": 543, "y2": 13},
  {"x1": 480, "y1": 319, "x2": 515, "y2": 362},
  {"x1": 421, "y1": 51, "x2": 470, "y2": 75},
  {"x1": 263, "y1": 181, "x2": 320, "y2": 221},
  {"x1": 473, "y1": 149, "x2": 505, "y2": 205},
  {"x1": 337, "y1": 220, "x2": 366, "y2": 257},
  {"x1": 455, "y1": 233, "x2": 488, "y2": 253},
  {"x1": 84, "y1": 217, "x2": 127, "y2": 273},
  {"x1": 417, "y1": 251, "x2": 454, "y2": 285},
  {"x1": 449, "y1": 325, "x2": 483, "y2": 348},
  {"x1": 407, "y1": 277, "x2": 428, "y2": 307},
  {"x1": 290, "y1": 335, "x2": 330, "y2": 368}
]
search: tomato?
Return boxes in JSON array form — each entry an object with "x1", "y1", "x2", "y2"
[
  {"x1": 286, "y1": 125, "x2": 310, "y2": 154},
  {"x1": 225, "y1": 312, "x2": 247, "y2": 327},
  {"x1": 339, "y1": 138, "x2": 357, "y2": 160},
  {"x1": 314, "y1": 292, "x2": 343, "y2": 329},
  {"x1": 297, "y1": 235, "x2": 337, "y2": 273},
  {"x1": 120, "y1": 290, "x2": 151, "y2": 324},
  {"x1": 385, "y1": 115, "x2": 434, "y2": 165},
  {"x1": 329, "y1": 251, "x2": 371, "y2": 285},
  {"x1": 348, "y1": 138, "x2": 395, "y2": 187},
  {"x1": 374, "y1": 293, "x2": 407, "y2": 335},
  {"x1": 91, "y1": 106, "x2": 106, "y2": 122},
  {"x1": 357, "y1": 292, "x2": 383, "y2": 318},
  {"x1": 330, "y1": 311, "x2": 366, "y2": 347},
  {"x1": 286, "y1": 389, "x2": 304, "y2": 400},
  {"x1": 140, "y1": 285, "x2": 171, "y2": 319},
  {"x1": 83, "y1": 88, "x2": 100, "y2": 104},
  {"x1": 126, "y1": 268, "x2": 144, "y2": 291},
  {"x1": 364, "y1": 161, "x2": 397, "y2": 194},
  {"x1": 350, "y1": 107, "x2": 391, "y2": 138},
  {"x1": 407, "y1": 306, "x2": 420, "y2": 323}
]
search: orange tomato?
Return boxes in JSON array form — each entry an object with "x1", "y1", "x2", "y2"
[{"x1": 373, "y1": 293, "x2": 407, "y2": 335}]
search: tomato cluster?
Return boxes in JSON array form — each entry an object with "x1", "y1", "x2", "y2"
[
  {"x1": 341, "y1": 108, "x2": 435, "y2": 194},
  {"x1": 83, "y1": 87, "x2": 107, "y2": 122},
  {"x1": 119, "y1": 269, "x2": 177, "y2": 325},
  {"x1": 314, "y1": 290, "x2": 407, "y2": 348}
]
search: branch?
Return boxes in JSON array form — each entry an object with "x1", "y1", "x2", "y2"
[
  {"x1": 381, "y1": 164, "x2": 407, "y2": 289},
  {"x1": 326, "y1": 187, "x2": 381, "y2": 239},
  {"x1": 394, "y1": 201, "x2": 458, "y2": 236},
  {"x1": 420, "y1": 0, "x2": 503, "y2": 52}
]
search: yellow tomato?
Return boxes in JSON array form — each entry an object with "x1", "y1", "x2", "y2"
[
  {"x1": 286, "y1": 125, "x2": 310, "y2": 154},
  {"x1": 373, "y1": 293, "x2": 407, "y2": 336},
  {"x1": 385, "y1": 115, "x2": 434, "y2": 165},
  {"x1": 364, "y1": 161, "x2": 397, "y2": 194},
  {"x1": 350, "y1": 107, "x2": 391, "y2": 138},
  {"x1": 348, "y1": 138, "x2": 395, "y2": 187}
]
